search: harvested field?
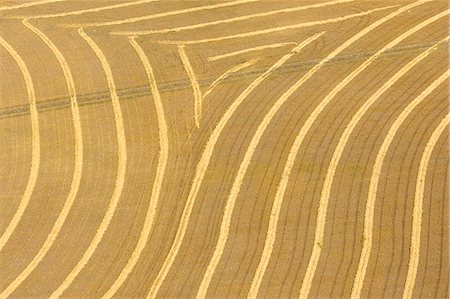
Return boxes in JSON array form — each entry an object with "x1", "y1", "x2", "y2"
[{"x1": 0, "y1": 0, "x2": 448, "y2": 298}]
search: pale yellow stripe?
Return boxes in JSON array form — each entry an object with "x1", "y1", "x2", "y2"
[
  {"x1": 203, "y1": 59, "x2": 257, "y2": 99},
  {"x1": 156, "y1": 5, "x2": 399, "y2": 45},
  {"x1": 197, "y1": 32, "x2": 326, "y2": 299},
  {"x1": 50, "y1": 28, "x2": 127, "y2": 298},
  {"x1": 402, "y1": 114, "x2": 450, "y2": 299},
  {"x1": 0, "y1": 0, "x2": 63, "y2": 11},
  {"x1": 208, "y1": 43, "x2": 297, "y2": 62},
  {"x1": 304, "y1": 9, "x2": 449, "y2": 299},
  {"x1": 9, "y1": 0, "x2": 158, "y2": 20},
  {"x1": 146, "y1": 41, "x2": 308, "y2": 299},
  {"x1": 351, "y1": 69, "x2": 450, "y2": 299},
  {"x1": 101, "y1": 36, "x2": 169, "y2": 299},
  {"x1": 314, "y1": 36, "x2": 448, "y2": 299},
  {"x1": 178, "y1": 45, "x2": 202, "y2": 128},
  {"x1": 0, "y1": 36, "x2": 40, "y2": 252},
  {"x1": 242, "y1": 2, "x2": 433, "y2": 297},
  {"x1": 63, "y1": 0, "x2": 259, "y2": 28},
  {"x1": 0, "y1": 19, "x2": 84, "y2": 298},
  {"x1": 111, "y1": 0, "x2": 354, "y2": 36}
]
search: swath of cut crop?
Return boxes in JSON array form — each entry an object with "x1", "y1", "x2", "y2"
[{"x1": 50, "y1": 28, "x2": 127, "y2": 299}]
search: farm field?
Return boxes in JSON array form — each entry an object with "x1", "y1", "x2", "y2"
[{"x1": 0, "y1": 0, "x2": 448, "y2": 298}]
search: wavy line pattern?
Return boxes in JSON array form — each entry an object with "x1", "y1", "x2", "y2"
[
  {"x1": 0, "y1": 0, "x2": 447, "y2": 297},
  {"x1": 49, "y1": 27, "x2": 128, "y2": 298}
]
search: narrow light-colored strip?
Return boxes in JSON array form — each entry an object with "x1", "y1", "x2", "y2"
[
  {"x1": 62, "y1": 0, "x2": 259, "y2": 28},
  {"x1": 208, "y1": 43, "x2": 297, "y2": 62},
  {"x1": 198, "y1": 32, "x2": 325, "y2": 299},
  {"x1": 101, "y1": 36, "x2": 169, "y2": 299},
  {"x1": 0, "y1": 36, "x2": 40, "y2": 252},
  {"x1": 310, "y1": 36, "x2": 447, "y2": 299},
  {"x1": 302, "y1": 10, "x2": 449, "y2": 299},
  {"x1": 9, "y1": 0, "x2": 158, "y2": 20},
  {"x1": 351, "y1": 69, "x2": 450, "y2": 299},
  {"x1": 111, "y1": 0, "x2": 354, "y2": 35},
  {"x1": 242, "y1": 2, "x2": 434, "y2": 297},
  {"x1": 156, "y1": 5, "x2": 399, "y2": 45},
  {"x1": 50, "y1": 28, "x2": 127, "y2": 298},
  {"x1": 0, "y1": 0, "x2": 63, "y2": 11},
  {"x1": 146, "y1": 41, "x2": 308, "y2": 299},
  {"x1": 178, "y1": 45, "x2": 202, "y2": 128},
  {"x1": 0, "y1": 19, "x2": 84, "y2": 298},
  {"x1": 203, "y1": 59, "x2": 257, "y2": 99},
  {"x1": 402, "y1": 114, "x2": 450, "y2": 299}
]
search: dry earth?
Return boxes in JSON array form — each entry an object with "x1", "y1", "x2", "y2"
[{"x1": 0, "y1": 0, "x2": 448, "y2": 298}]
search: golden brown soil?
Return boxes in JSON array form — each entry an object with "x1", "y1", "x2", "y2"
[{"x1": 0, "y1": 0, "x2": 448, "y2": 298}]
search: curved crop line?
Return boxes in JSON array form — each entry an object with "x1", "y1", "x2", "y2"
[
  {"x1": 318, "y1": 37, "x2": 448, "y2": 299},
  {"x1": 101, "y1": 36, "x2": 169, "y2": 299},
  {"x1": 62, "y1": 0, "x2": 259, "y2": 28},
  {"x1": 0, "y1": 36, "x2": 40, "y2": 252},
  {"x1": 208, "y1": 43, "x2": 297, "y2": 62},
  {"x1": 351, "y1": 69, "x2": 450, "y2": 299},
  {"x1": 300, "y1": 8, "x2": 450, "y2": 299},
  {"x1": 178, "y1": 45, "x2": 202, "y2": 128},
  {"x1": 196, "y1": 32, "x2": 326, "y2": 299},
  {"x1": 111, "y1": 0, "x2": 354, "y2": 35},
  {"x1": 50, "y1": 27, "x2": 127, "y2": 298},
  {"x1": 156, "y1": 5, "x2": 399, "y2": 45},
  {"x1": 203, "y1": 59, "x2": 258, "y2": 99},
  {"x1": 0, "y1": 0, "x2": 63, "y2": 11},
  {"x1": 0, "y1": 19, "x2": 84, "y2": 298},
  {"x1": 402, "y1": 114, "x2": 450, "y2": 299},
  {"x1": 234, "y1": 2, "x2": 433, "y2": 297},
  {"x1": 146, "y1": 40, "x2": 309, "y2": 299},
  {"x1": 315, "y1": 36, "x2": 448, "y2": 299},
  {"x1": 9, "y1": 0, "x2": 159, "y2": 20}
]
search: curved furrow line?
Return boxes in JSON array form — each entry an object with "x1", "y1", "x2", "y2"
[
  {"x1": 63, "y1": 0, "x2": 259, "y2": 28},
  {"x1": 8, "y1": 0, "x2": 159, "y2": 20},
  {"x1": 418, "y1": 126, "x2": 448, "y2": 298},
  {"x1": 111, "y1": 0, "x2": 354, "y2": 35},
  {"x1": 203, "y1": 59, "x2": 257, "y2": 99},
  {"x1": 178, "y1": 45, "x2": 202, "y2": 128},
  {"x1": 196, "y1": 32, "x2": 325, "y2": 299},
  {"x1": 101, "y1": 36, "x2": 169, "y2": 299},
  {"x1": 228, "y1": 2, "x2": 434, "y2": 297},
  {"x1": 0, "y1": 19, "x2": 84, "y2": 298},
  {"x1": 156, "y1": 5, "x2": 398, "y2": 45},
  {"x1": 351, "y1": 64, "x2": 439, "y2": 299},
  {"x1": 0, "y1": 0, "x2": 63, "y2": 11},
  {"x1": 208, "y1": 43, "x2": 296, "y2": 62},
  {"x1": 0, "y1": 36, "x2": 40, "y2": 252},
  {"x1": 145, "y1": 39, "x2": 310, "y2": 299},
  {"x1": 312, "y1": 35, "x2": 448, "y2": 297},
  {"x1": 328, "y1": 67, "x2": 444, "y2": 299},
  {"x1": 351, "y1": 69, "x2": 450, "y2": 299},
  {"x1": 50, "y1": 28, "x2": 127, "y2": 298},
  {"x1": 298, "y1": 10, "x2": 449, "y2": 299},
  {"x1": 379, "y1": 101, "x2": 447, "y2": 298}
]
